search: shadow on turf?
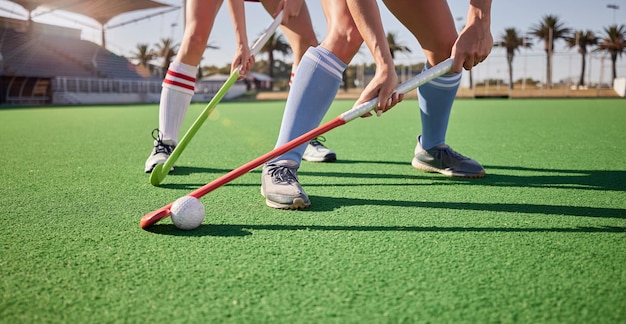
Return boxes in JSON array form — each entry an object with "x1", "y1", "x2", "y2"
[
  {"x1": 146, "y1": 223, "x2": 624, "y2": 237},
  {"x1": 155, "y1": 166, "x2": 262, "y2": 190},
  {"x1": 146, "y1": 224, "x2": 253, "y2": 237},
  {"x1": 305, "y1": 196, "x2": 626, "y2": 219},
  {"x1": 479, "y1": 165, "x2": 626, "y2": 192},
  {"x1": 167, "y1": 166, "x2": 234, "y2": 176},
  {"x1": 333, "y1": 159, "x2": 408, "y2": 166},
  {"x1": 334, "y1": 161, "x2": 626, "y2": 192},
  {"x1": 163, "y1": 162, "x2": 626, "y2": 193}
]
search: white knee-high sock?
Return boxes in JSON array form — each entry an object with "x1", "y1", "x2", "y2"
[
  {"x1": 417, "y1": 72, "x2": 461, "y2": 149},
  {"x1": 159, "y1": 61, "x2": 197, "y2": 145},
  {"x1": 269, "y1": 46, "x2": 346, "y2": 165}
]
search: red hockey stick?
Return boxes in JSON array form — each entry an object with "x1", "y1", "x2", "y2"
[{"x1": 140, "y1": 58, "x2": 453, "y2": 229}]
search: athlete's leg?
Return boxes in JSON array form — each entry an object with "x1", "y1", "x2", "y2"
[
  {"x1": 384, "y1": 0, "x2": 484, "y2": 177},
  {"x1": 261, "y1": 0, "x2": 364, "y2": 208},
  {"x1": 161, "y1": 0, "x2": 224, "y2": 144},
  {"x1": 384, "y1": 0, "x2": 458, "y2": 148},
  {"x1": 383, "y1": 0, "x2": 456, "y2": 66},
  {"x1": 145, "y1": 0, "x2": 224, "y2": 173},
  {"x1": 269, "y1": 0, "x2": 362, "y2": 165},
  {"x1": 258, "y1": 0, "x2": 318, "y2": 68}
]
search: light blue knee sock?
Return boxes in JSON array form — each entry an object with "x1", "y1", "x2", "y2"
[
  {"x1": 269, "y1": 46, "x2": 347, "y2": 165},
  {"x1": 417, "y1": 72, "x2": 461, "y2": 149}
]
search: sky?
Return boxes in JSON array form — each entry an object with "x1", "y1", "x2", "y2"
[{"x1": 2, "y1": 0, "x2": 626, "y2": 86}]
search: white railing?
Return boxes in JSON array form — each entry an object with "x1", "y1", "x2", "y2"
[
  {"x1": 53, "y1": 77, "x2": 163, "y2": 95},
  {"x1": 50, "y1": 77, "x2": 241, "y2": 104}
]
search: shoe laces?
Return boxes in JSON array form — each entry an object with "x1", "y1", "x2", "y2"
[
  {"x1": 267, "y1": 165, "x2": 299, "y2": 184},
  {"x1": 433, "y1": 145, "x2": 469, "y2": 163},
  {"x1": 309, "y1": 136, "x2": 328, "y2": 148},
  {"x1": 151, "y1": 128, "x2": 174, "y2": 154}
]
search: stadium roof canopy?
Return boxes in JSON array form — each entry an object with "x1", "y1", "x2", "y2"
[{"x1": 7, "y1": 0, "x2": 173, "y2": 47}]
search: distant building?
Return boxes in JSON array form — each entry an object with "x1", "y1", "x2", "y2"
[{"x1": 245, "y1": 72, "x2": 273, "y2": 91}]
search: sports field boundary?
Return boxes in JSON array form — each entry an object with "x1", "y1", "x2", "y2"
[{"x1": 255, "y1": 87, "x2": 621, "y2": 100}]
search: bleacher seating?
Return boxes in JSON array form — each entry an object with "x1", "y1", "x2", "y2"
[
  {"x1": 1, "y1": 26, "x2": 146, "y2": 79},
  {"x1": 94, "y1": 50, "x2": 145, "y2": 79},
  {"x1": 1, "y1": 28, "x2": 94, "y2": 78}
]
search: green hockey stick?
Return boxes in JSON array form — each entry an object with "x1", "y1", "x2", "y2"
[{"x1": 150, "y1": 11, "x2": 283, "y2": 186}]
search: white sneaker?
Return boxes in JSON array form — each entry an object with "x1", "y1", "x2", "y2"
[
  {"x1": 261, "y1": 160, "x2": 310, "y2": 209},
  {"x1": 144, "y1": 129, "x2": 176, "y2": 173},
  {"x1": 302, "y1": 136, "x2": 336, "y2": 162},
  {"x1": 412, "y1": 135, "x2": 485, "y2": 178}
]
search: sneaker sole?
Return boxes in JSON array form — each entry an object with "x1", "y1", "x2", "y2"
[
  {"x1": 261, "y1": 188, "x2": 311, "y2": 209},
  {"x1": 303, "y1": 153, "x2": 337, "y2": 163},
  {"x1": 265, "y1": 197, "x2": 310, "y2": 210},
  {"x1": 411, "y1": 158, "x2": 485, "y2": 178}
]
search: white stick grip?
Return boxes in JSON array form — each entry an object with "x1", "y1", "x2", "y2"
[
  {"x1": 250, "y1": 11, "x2": 283, "y2": 56},
  {"x1": 232, "y1": 11, "x2": 282, "y2": 76},
  {"x1": 340, "y1": 58, "x2": 453, "y2": 122}
]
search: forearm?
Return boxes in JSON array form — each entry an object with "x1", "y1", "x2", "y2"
[
  {"x1": 345, "y1": 0, "x2": 400, "y2": 113},
  {"x1": 226, "y1": 0, "x2": 249, "y2": 48},
  {"x1": 466, "y1": 0, "x2": 491, "y2": 32},
  {"x1": 345, "y1": 0, "x2": 394, "y2": 69},
  {"x1": 452, "y1": 0, "x2": 493, "y2": 71}
]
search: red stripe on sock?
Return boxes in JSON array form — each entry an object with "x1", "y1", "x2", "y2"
[
  {"x1": 167, "y1": 70, "x2": 196, "y2": 83},
  {"x1": 163, "y1": 78, "x2": 195, "y2": 91}
]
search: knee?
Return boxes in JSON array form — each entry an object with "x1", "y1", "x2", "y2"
[
  {"x1": 184, "y1": 30, "x2": 210, "y2": 54},
  {"x1": 286, "y1": 29, "x2": 318, "y2": 50},
  {"x1": 322, "y1": 26, "x2": 363, "y2": 62},
  {"x1": 434, "y1": 38, "x2": 456, "y2": 56},
  {"x1": 298, "y1": 33, "x2": 319, "y2": 49},
  {"x1": 422, "y1": 34, "x2": 456, "y2": 63}
]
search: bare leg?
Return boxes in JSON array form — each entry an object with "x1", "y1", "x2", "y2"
[
  {"x1": 176, "y1": 0, "x2": 225, "y2": 66},
  {"x1": 259, "y1": 0, "x2": 318, "y2": 66},
  {"x1": 382, "y1": 0, "x2": 457, "y2": 65},
  {"x1": 384, "y1": 0, "x2": 485, "y2": 177},
  {"x1": 145, "y1": 0, "x2": 225, "y2": 173},
  {"x1": 267, "y1": 0, "x2": 364, "y2": 165},
  {"x1": 319, "y1": 0, "x2": 363, "y2": 64}
]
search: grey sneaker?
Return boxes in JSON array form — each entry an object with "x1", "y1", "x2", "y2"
[
  {"x1": 303, "y1": 136, "x2": 336, "y2": 162},
  {"x1": 412, "y1": 136, "x2": 485, "y2": 178},
  {"x1": 261, "y1": 160, "x2": 311, "y2": 209},
  {"x1": 144, "y1": 129, "x2": 176, "y2": 173}
]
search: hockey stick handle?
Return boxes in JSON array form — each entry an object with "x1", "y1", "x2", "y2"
[
  {"x1": 340, "y1": 58, "x2": 453, "y2": 122},
  {"x1": 250, "y1": 11, "x2": 283, "y2": 56}
]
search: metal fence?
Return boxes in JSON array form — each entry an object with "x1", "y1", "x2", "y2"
[{"x1": 53, "y1": 77, "x2": 163, "y2": 94}]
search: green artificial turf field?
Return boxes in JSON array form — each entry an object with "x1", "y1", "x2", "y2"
[{"x1": 1, "y1": 98, "x2": 625, "y2": 323}]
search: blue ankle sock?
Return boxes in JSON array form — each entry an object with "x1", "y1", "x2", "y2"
[
  {"x1": 270, "y1": 46, "x2": 347, "y2": 165},
  {"x1": 417, "y1": 72, "x2": 461, "y2": 149}
]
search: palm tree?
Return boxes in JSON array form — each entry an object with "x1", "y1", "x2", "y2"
[
  {"x1": 529, "y1": 15, "x2": 571, "y2": 88},
  {"x1": 386, "y1": 31, "x2": 412, "y2": 60},
  {"x1": 565, "y1": 30, "x2": 598, "y2": 88},
  {"x1": 130, "y1": 43, "x2": 155, "y2": 67},
  {"x1": 596, "y1": 24, "x2": 626, "y2": 81},
  {"x1": 154, "y1": 38, "x2": 178, "y2": 77},
  {"x1": 260, "y1": 32, "x2": 291, "y2": 89},
  {"x1": 386, "y1": 31, "x2": 412, "y2": 85},
  {"x1": 495, "y1": 28, "x2": 532, "y2": 89}
]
